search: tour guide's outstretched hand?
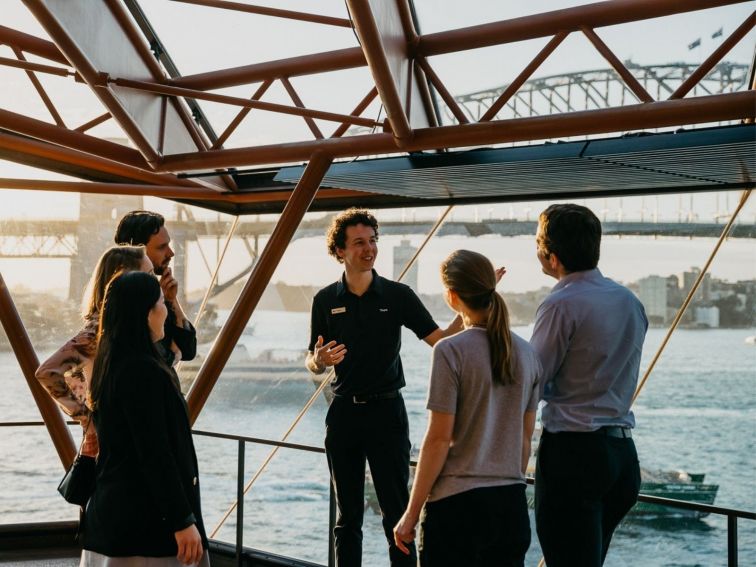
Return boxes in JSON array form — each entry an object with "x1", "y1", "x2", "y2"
[{"x1": 314, "y1": 335, "x2": 347, "y2": 368}]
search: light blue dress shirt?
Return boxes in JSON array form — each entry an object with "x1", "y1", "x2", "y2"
[{"x1": 530, "y1": 268, "x2": 648, "y2": 432}]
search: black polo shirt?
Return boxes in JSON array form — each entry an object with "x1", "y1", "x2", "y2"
[{"x1": 308, "y1": 270, "x2": 438, "y2": 396}]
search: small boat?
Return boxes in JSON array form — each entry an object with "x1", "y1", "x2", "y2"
[
  {"x1": 745, "y1": 335, "x2": 756, "y2": 345},
  {"x1": 632, "y1": 469, "x2": 719, "y2": 519},
  {"x1": 177, "y1": 344, "x2": 331, "y2": 403}
]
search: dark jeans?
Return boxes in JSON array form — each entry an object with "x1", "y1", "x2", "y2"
[
  {"x1": 535, "y1": 430, "x2": 641, "y2": 567},
  {"x1": 324, "y1": 394, "x2": 414, "y2": 567},
  {"x1": 419, "y1": 484, "x2": 531, "y2": 567}
]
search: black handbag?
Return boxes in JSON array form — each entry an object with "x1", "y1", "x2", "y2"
[{"x1": 57, "y1": 424, "x2": 96, "y2": 507}]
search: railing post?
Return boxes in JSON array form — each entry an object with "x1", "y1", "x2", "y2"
[
  {"x1": 237, "y1": 439, "x2": 245, "y2": 567},
  {"x1": 328, "y1": 481, "x2": 336, "y2": 567},
  {"x1": 728, "y1": 514, "x2": 738, "y2": 567}
]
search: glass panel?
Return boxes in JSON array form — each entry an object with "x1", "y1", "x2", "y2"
[
  {"x1": 0, "y1": 189, "x2": 753, "y2": 561},
  {"x1": 0, "y1": 319, "x2": 80, "y2": 522},
  {"x1": 0, "y1": 190, "x2": 238, "y2": 525},
  {"x1": 192, "y1": 196, "x2": 755, "y2": 564}
]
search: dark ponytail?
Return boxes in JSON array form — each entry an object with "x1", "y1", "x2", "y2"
[{"x1": 441, "y1": 250, "x2": 515, "y2": 386}]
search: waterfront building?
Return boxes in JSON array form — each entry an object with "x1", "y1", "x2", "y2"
[
  {"x1": 393, "y1": 239, "x2": 419, "y2": 291},
  {"x1": 639, "y1": 275, "x2": 668, "y2": 324}
]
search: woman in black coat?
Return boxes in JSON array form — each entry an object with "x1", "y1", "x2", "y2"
[{"x1": 82, "y1": 271, "x2": 208, "y2": 566}]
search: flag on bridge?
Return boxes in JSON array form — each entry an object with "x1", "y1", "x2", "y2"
[{"x1": 688, "y1": 38, "x2": 701, "y2": 50}]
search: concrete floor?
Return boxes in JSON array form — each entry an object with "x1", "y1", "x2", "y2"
[{"x1": 0, "y1": 549, "x2": 78, "y2": 566}]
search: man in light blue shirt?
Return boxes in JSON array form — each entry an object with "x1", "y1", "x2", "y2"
[{"x1": 530, "y1": 204, "x2": 647, "y2": 567}]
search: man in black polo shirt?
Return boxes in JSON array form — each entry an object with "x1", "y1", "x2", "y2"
[{"x1": 307, "y1": 208, "x2": 460, "y2": 567}]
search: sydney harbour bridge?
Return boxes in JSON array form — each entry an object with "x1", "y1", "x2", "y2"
[{"x1": 0, "y1": 61, "x2": 752, "y2": 300}]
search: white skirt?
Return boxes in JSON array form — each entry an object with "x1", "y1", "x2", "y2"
[{"x1": 80, "y1": 550, "x2": 210, "y2": 567}]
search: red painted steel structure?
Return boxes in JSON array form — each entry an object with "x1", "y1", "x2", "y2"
[
  {"x1": 0, "y1": 0, "x2": 753, "y2": 445},
  {"x1": 0, "y1": 273, "x2": 76, "y2": 468},
  {"x1": 185, "y1": 154, "x2": 334, "y2": 423}
]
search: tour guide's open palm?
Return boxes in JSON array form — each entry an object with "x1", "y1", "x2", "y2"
[
  {"x1": 393, "y1": 511, "x2": 418, "y2": 555},
  {"x1": 314, "y1": 335, "x2": 347, "y2": 367},
  {"x1": 175, "y1": 523, "x2": 203, "y2": 565}
]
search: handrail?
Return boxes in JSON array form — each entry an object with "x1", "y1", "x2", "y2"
[
  {"x1": 194, "y1": 429, "x2": 754, "y2": 567},
  {"x1": 2, "y1": 421, "x2": 755, "y2": 521},
  {"x1": 192, "y1": 429, "x2": 756, "y2": 519},
  {"x1": 2, "y1": 423, "x2": 753, "y2": 566}
]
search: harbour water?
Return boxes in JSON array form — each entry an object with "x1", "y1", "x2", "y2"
[{"x1": 1, "y1": 309, "x2": 754, "y2": 566}]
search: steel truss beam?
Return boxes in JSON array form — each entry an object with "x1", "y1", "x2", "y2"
[
  {"x1": 169, "y1": 0, "x2": 748, "y2": 92},
  {"x1": 0, "y1": 273, "x2": 76, "y2": 469},
  {"x1": 186, "y1": 153, "x2": 333, "y2": 423},
  {"x1": 156, "y1": 91, "x2": 756, "y2": 171}
]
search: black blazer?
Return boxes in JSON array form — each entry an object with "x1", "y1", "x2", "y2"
[
  {"x1": 160, "y1": 304, "x2": 197, "y2": 364},
  {"x1": 81, "y1": 355, "x2": 207, "y2": 557}
]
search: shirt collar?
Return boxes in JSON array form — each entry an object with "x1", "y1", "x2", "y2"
[
  {"x1": 552, "y1": 267, "x2": 603, "y2": 292},
  {"x1": 336, "y1": 269, "x2": 383, "y2": 297}
]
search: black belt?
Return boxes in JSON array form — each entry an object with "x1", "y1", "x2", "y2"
[
  {"x1": 598, "y1": 426, "x2": 632, "y2": 438},
  {"x1": 544, "y1": 426, "x2": 632, "y2": 439},
  {"x1": 347, "y1": 390, "x2": 401, "y2": 404}
]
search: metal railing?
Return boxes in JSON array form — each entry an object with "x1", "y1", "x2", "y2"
[
  {"x1": 190, "y1": 428, "x2": 756, "y2": 567},
  {"x1": 1, "y1": 422, "x2": 754, "y2": 566}
]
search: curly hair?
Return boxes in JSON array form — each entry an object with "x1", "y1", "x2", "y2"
[{"x1": 325, "y1": 208, "x2": 379, "y2": 263}]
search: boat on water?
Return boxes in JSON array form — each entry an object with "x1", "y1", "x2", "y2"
[
  {"x1": 632, "y1": 470, "x2": 719, "y2": 520},
  {"x1": 745, "y1": 335, "x2": 756, "y2": 345},
  {"x1": 366, "y1": 443, "x2": 720, "y2": 521},
  {"x1": 178, "y1": 344, "x2": 331, "y2": 402}
]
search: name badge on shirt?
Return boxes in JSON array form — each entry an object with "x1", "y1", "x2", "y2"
[{"x1": 331, "y1": 306, "x2": 346, "y2": 314}]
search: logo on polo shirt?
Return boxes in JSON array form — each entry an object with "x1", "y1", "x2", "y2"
[
  {"x1": 331, "y1": 306, "x2": 346, "y2": 314},
  {"x1": 379, "y1": 308, "x2": 388, "y2": 312}
]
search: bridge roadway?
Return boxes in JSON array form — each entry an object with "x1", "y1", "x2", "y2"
[{"x1": 0, "y1": 217, "x2": 753, "y2": 258}]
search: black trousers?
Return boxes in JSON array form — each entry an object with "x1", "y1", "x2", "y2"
[
  {"x1": 419, "y1": 484, "x2": 531, "y2": 567},
  {"x1": 324, "y1": 394, "x2": 415, "y2": 567},
  {"x1": 535, "y1": 430, "x2": 640, "y2": 567}
]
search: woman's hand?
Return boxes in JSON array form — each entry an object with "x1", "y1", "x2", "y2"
[
  {"x1": 393, "y1": 510, "x2": 419, "y2": 555},
  {"x1": 175, "y1": 523, "x2": 203, "y2": 565}
]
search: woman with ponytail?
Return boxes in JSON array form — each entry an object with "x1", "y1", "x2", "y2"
[{"x1": 393, "y1": 250, "x2": 541, "y2": 567}]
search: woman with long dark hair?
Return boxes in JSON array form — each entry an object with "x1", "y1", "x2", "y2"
[
  {"x1": 36, "y1": 245, "x2": 151, "y2": 457},
  {"x1": 393, "y1": 250, "x2": 541, "y2": 567},
  {"x1": 81, "y1": 271, "x2": 208, "y2": 566}
]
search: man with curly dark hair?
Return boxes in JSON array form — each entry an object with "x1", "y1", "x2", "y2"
[{"x1": 306, "y1": 208, "x2": 462, "y2": 567}]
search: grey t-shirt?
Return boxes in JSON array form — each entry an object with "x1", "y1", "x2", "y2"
[{"x1": 426, "y1": 328, "x2": 541, "y2": 502}]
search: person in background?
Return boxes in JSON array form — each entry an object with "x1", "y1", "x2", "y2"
[
  {"x1": 114, "y1": 210, "x2": 196, "y2": 367},
  {"x1": 306, "y1": 208, "x2": 470, "y2": 567},
  {"x1": 35, "y1": 245, "x2": 151, "y2": 457},
  {"x1": 531, "y1": 204, "x2": 648, "y2": 566},
  {"x1": 81, "y1": 271, "x2": 208, "y2": 566},
  {"x1": 393, "y1": 250, "x2": 539, "y2": 567}
]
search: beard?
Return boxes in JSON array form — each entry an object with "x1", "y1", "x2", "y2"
[{"x1": 153, "y1": 260, "x2": 170, "y2": 275}]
